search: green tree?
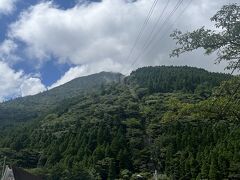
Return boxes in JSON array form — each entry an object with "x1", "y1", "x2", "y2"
[
  {"x1": 201, "y1": 160, "x2": 209, "y2": 179},
  {"x1": 108, "y1": 159, "x2": 116, "y2": 180},
  {"x1": 171, "y1": 4, "x2": 240, "y2": 70},
  {"x1": 209, "y1": 157, "x2": 218, "y2": 180}
]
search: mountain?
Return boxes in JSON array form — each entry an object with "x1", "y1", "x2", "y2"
[
  {"x1": 126, "y1": 66, "x2": 232, "y2": 93},
  {"x1": 0, "y1": 71, "x2": 124, "y2": 125},
  {"x1": 0, "y1": 66, "x2": 230, "y2": 126},
  {"x1": 0, "y1": 66, "x2": 239, "y2": 180}
]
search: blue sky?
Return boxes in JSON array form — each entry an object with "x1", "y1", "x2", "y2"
[
  {"x1": 0, "y1": 0, "x2": 94, "y2": 87},
  {"x1": 0, "y1": 0, "x2": 237, "y2": 101}
]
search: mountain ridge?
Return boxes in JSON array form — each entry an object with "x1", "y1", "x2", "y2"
[
  {"x1": 0, "y1": 71, "x2": 124, "y2": 125},
  {"x1": 0, "y1": 66, "x2": 232, "y2": 126}
]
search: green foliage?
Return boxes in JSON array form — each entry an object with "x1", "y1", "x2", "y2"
[
  {"x1": 0, "y1": 66, "x2": 239, "y2": 179},
  {"x1": 126, "y1": 66, "x2": 231, "y2": 94},
  {"x1": 171, "y1": 4, "x2": 240, "y2": 70},
  {"x1": 0, "y1": 72, "x2": 123, "y2": 126}
]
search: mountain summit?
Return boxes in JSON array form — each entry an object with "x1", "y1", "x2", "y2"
[{"x1": 0, "y1": 71, "x2": 124, "y2": 125}]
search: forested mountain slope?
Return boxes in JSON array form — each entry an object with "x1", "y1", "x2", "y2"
[
  {"x1": 0, "y1": 72, "x2": 123, "y2": 125},
  {"x1": 0, "y1": 66, "x2": 239, "y2": 180},
  {"x1": 0, "y1": 66, "x2": 229, "y2": 126},
  {"x1": 126, "y1": 66, "x2": 232, "y2": 93}
]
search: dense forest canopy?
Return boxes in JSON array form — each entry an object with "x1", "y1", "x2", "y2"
[
  {"x1": 0, "y1": 66, "x2": 239, "y2": 180},
  {"x1": 0, "y1": 72, "x2": 123, "y2": 126},
  {"x1": 126, "y1": 66, "x2": 231, "y2": 94}
]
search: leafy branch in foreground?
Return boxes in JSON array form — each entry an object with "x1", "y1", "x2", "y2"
[{"x1": 170, "y1": 4, "x2": 240, "y2": 70}]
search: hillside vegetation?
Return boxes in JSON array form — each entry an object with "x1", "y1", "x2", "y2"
[
  {"x1": 127, "y1": 66, "x2": 231, "y2": 93},
  {"x1": 0, "y1": 66, "x2": 239, "y2": 180},
  {"x1": 0, "y1": 72, "x2": 123, "y2": 126}
]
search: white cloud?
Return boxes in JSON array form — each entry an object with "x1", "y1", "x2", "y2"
[
  {"x1": 0, "y1": 61, "x2": 46, "y2": 101},
  {"x1": 0, "y1": 0, "x2": 17, "y2": 15},
  {"x1": 20, "y1": 77, "x2": 46, "y2": 97},
  {"x1": 5, "y1": 0, "x2": 236, "y2": 89},
  {"x1": 49, "y1": 59, "x2": 121, "y2": 89},
  {"x1": 49, "y1": 65, "x2": 87, "y2": 89},
  {"x1": 9, "y1": 0, "x2": 139, "y2": 69},
  {"x1": 0, "y1": 39, "x2": 19, "y2": 64}
]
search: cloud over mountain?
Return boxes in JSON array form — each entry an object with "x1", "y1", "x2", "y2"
[
  {"x1": 0, "y1": 61, "x2": 46, "y2": 101},
  {"x1": 8, "y1": 0, "x2": 231, "y2": 73},
  {"x1": 0, "y1": 0, "x2": 235, "y2": 100}
]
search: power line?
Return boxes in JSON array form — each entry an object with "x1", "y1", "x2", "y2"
[
  {"x1": 134, "y1": 1, "x2": 191, "y2": 174},
  {"x1": 167, "y1": 0, "x2": 193, "y2": 28},
  {"x1": 123, "y1": 0, "x2": 159, "y2": 71},
  {"x1": 128, "y1": 0, "x2": 185, "y2": 70},
  {"x1": 129, "y1": 0, "x2": 170, "y2": 66},
  {"x1": 133, "y1": 1, "x2": 239, "y2": 178},
  {"x1": 134, "y1": 0, "x2": 193, "y2": 68}
]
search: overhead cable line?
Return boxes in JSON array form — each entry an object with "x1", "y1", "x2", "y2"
[
  {"x1": 128, "y1": 0, "x2": 184, "y2": 70},
  {"x1": 124, "y1": 0, "x2": 159, "y2": 67},
  {"x1": 134, "y1": 0, "x2": 193, "y2": 68}
]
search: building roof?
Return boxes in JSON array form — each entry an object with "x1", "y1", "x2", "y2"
[
  {"x1": 1, "y1": 166, "x2": 42, "y2": 180},
  {"x1": 12, "y1": 166, "x2": 42, "y2": 180},
  {"x1": 1, "y1": 166, "x2": 14, "y2": 180}
]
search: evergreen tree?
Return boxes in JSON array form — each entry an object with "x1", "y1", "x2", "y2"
[{"x1": 108, "y1": 159, "x2": 116, "y2": 180}]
